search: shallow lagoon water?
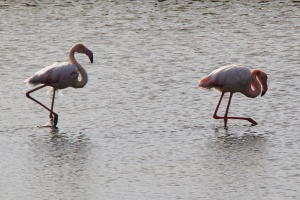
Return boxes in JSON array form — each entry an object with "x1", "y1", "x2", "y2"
[{"x1": 0, "y1": 0, "x2": 300, "y2": 199}]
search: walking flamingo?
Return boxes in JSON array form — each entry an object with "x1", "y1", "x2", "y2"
[
  {"x1": 25, "y1": 43, "x2": 93, "y2": 127},
  {"x1": 198, "y1": 64, "x2": 268, "y2": 128}
]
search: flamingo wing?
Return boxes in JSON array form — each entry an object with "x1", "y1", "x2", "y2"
[
  {"x1": 199, "y1": 64, "x2": 251, "y2": 93},
  {"x1": 25, "y1": 62, "x2": 79, "y2": 89}
]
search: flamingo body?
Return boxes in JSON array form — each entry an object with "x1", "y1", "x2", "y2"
[
  {"x1": 25, "y1": 43, "x2": 93, "y2": 127},
  {"x1": 199, "y1": 64, "x2": 268, "y2": 128},
  {"x1": 26, "y1": 62, "x2": 79, "y2": 89},
  {"x1": 199, "y1": 64, "x2": 251, "y2": 94}
]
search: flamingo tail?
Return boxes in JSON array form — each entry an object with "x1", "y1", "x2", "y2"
[{"x1": 198, "y1": 76, "x2": 214, "y2": 89}]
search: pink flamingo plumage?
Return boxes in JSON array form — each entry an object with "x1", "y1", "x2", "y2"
[
  {"x1": 198, "y1": 64, "x2": 268, "y2": 128},
  {"x1": 25, "y1": 43, "x2": 93, "y2": 127}
]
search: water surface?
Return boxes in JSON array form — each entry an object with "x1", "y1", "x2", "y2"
[{"x1": 0, "y1": 0, "x2": 300, "y2": 199}]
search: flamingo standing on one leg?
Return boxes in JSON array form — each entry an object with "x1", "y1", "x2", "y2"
[
  {"x1": 25, "y1": 43, "x2": 93, "y2": 127},
  {"x1": 198, "y1": 64, "x2": 268, "y2": 128}
]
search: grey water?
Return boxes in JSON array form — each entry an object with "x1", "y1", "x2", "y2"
[{"x1": 1, "y1": 0, "x2": 300, "y2": 199}]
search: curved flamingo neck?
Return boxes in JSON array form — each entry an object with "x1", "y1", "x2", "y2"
[
  {"x1": 242, "y1": 70, "x2": 261, "y2": 98},
  {"x1": 69, "y1": 48, "x2": 88, "y2": 88}
]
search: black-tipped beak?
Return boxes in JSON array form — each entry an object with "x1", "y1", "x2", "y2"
[
  {"x1": 261, "y1": 82, "x2": 268, "y2": 97},
  {"x1": 84, "y1": 48, "x2": 93, "y2": 63},
  {"x1": 90, "y1": 53, "x2": 93, "y2": 63}
]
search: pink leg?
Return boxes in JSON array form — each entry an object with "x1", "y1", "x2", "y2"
[
  {"x1": 223, "y1": 92, "x2": 233, "y2": 127},
  {"x1": 26, "y1": 85, "x2": 58, "y2": 127},
  {"x1": 213, "y1": 92, "x2": 225, "y2": 120},
  {"x1": 213, "y1": 92, "x2": 257, "y2": 128},
  {"x1": 49, "y1": 89, "x2": 56, "y2": 119}
]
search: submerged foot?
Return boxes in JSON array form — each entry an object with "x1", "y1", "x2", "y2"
[
  {"x1": 53, "y1": 114, "x2": 58, "y2": 127},
  {"x1": 42, "y1": 115, "x2": 58, "y2": 128},
  {"x1": 42, "y1": 119, "x2": 55, "y2": 127}
]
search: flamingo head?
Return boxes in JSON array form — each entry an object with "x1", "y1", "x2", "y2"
[
  {"x1": 259, "y1": 71, "x2": 268, "y2": 97},
  {"x1": 73, "y1": 43, "x2": 93, "y2": 63}
]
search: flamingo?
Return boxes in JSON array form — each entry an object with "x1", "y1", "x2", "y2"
[
  {"x1": 198, "y1": 64, "x2": 268, "y2": 128},
  {"x1": 25, "y1": 43, "x2": 93, "y2": 127}
]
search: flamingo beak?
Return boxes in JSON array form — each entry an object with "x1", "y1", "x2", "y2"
[
  {"x1": 90, "y1": 53, "x2": 93, "y2": 63},
  {"x1": 84, "y1": 48, "x2": 93, "y2": 63},
  {"x1": 261, "y1": 82, "x2": 268, "y2": 97}
]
